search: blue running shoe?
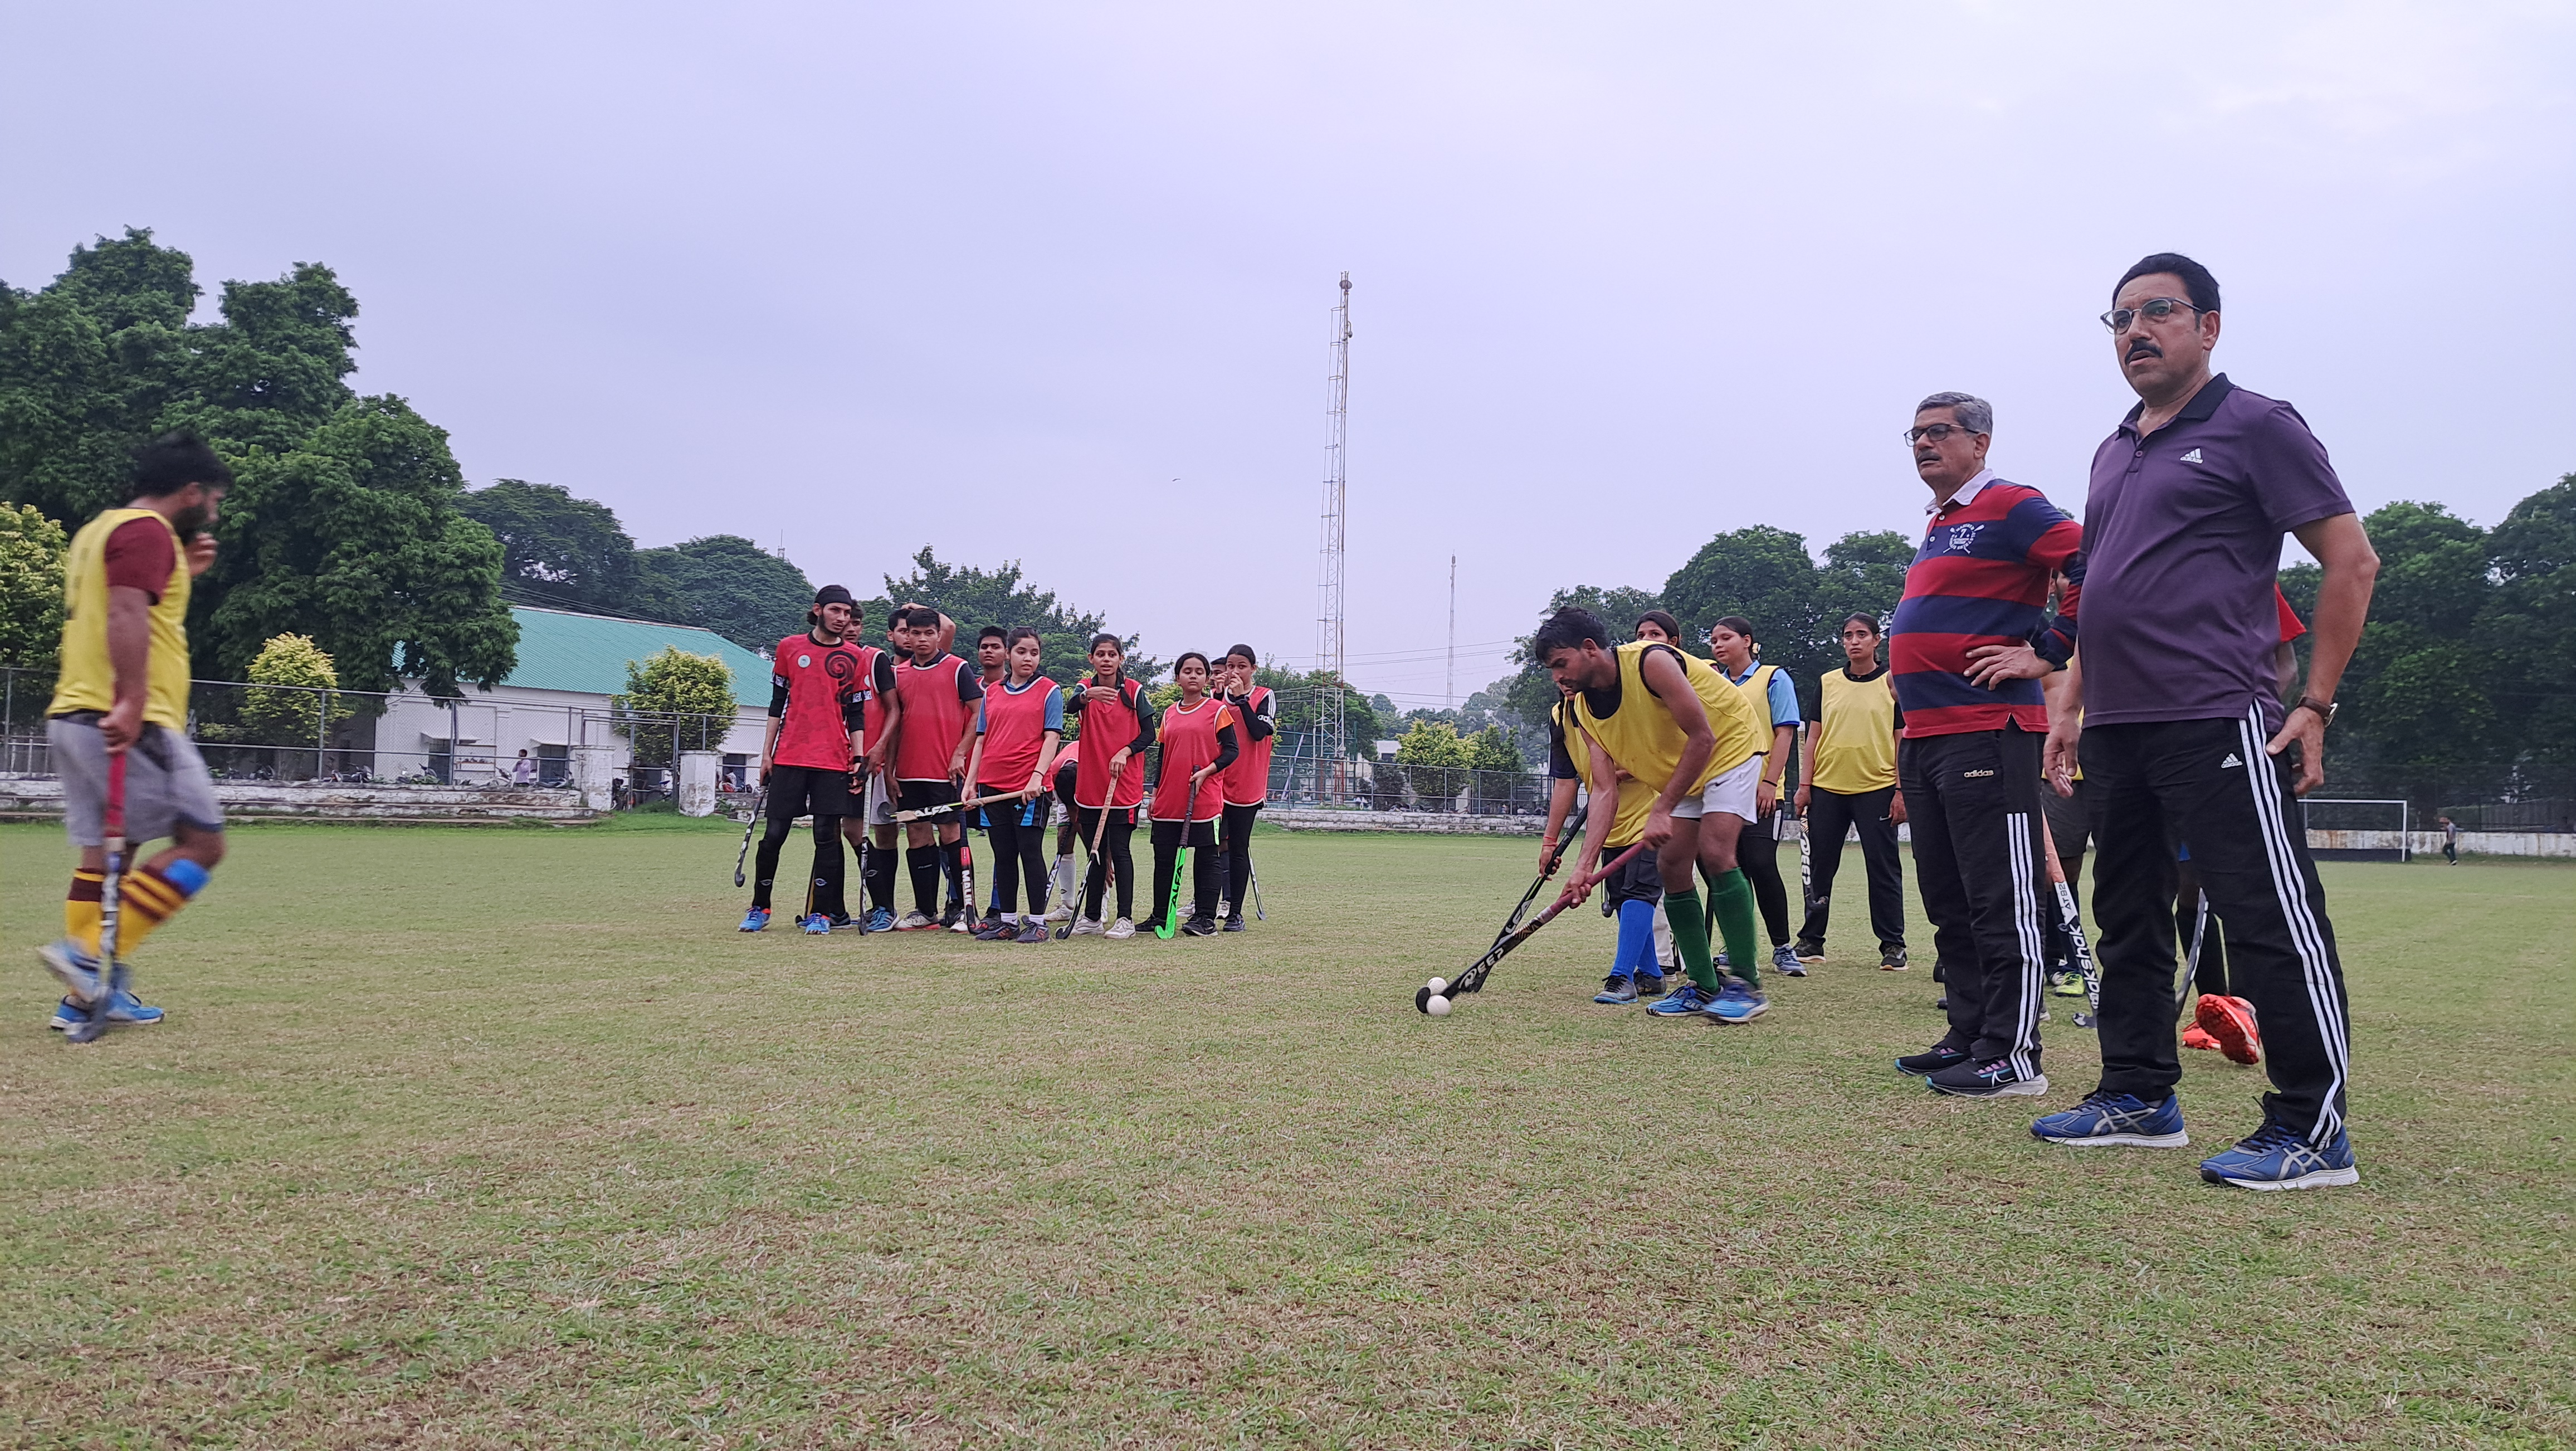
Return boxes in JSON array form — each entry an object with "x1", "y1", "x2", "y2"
[
  {"x1": 1593, "y1": 976, "x2": 1638, "y2": 1005},
  {"x1": 863, "y1": 907, "x2": 896, "y2": 934},
  {"x1": 801, "y1": 913, "x2": 832, "y2": 934},
  {"x1": 738, "y1": 907, "x2": 772, "y2": 932},
  {"x1": 1705, "y1": 977, "x2": 1769, "y2": 1024},
  {"x1": 1772, "y1": 943, "x2": 1805, "y2": 977},
  {"x1": 1647, "y1": 983, "x2": 1717, "y2": 1016},
  {"x1": 53, "y1": 990, "x2": 164, "y2": 1030},
  {"x1": 37, "y1": 939, "x2": 101, "y2": 1004},
  {"x1": 2198, "y1": 1116, "x2": 2359, "y2": 1191},
  {"x1": 2031, "y1": 1091, "x2": 2189, "y2": 1147}
]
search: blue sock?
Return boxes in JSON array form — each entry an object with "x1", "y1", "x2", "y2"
[{"x1": 1614, "y1": 899, "x2": 1657, "y2": 980}]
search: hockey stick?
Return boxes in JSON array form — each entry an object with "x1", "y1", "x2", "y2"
[
  {"x1": 2036, "y1": 815, "x2": 2100, "y2": 1028},
  {"x1": 65, "y1": 754, "x2": 128, "y2": 1045},
  {"x1": 950, "y1": 835, "x2": 978, "y2": 933},
  {"x1": 1156, "y1": 771, "x2": 1207, "y2": 940},
  {"x1": 1418, "y1": 841, "x2": 1644, "y2": 1013},
  {"x1": 894, "y1": 788, "x2": 1030, "y2": 824},
  {"x1": 1494, "y1": 802, "x2": 1588, "y2": 952},
  {"x1": 1248, "y1": 862, "x2": 1265, "y2": 922},
  {"x1": 732, "y1": 785, "x2": 769, "y2": 887},
  {"x1": 2180, "y1": 888, "x2": 2211, "y2": 1011},
  {"x1": 1056, "y1": 796, "x2": 1120, "y2": 940}
]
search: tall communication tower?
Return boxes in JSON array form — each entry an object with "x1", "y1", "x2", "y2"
[
  {"x1": 1316, "y1": 272, "x2": 1352, "y2": 802},
  {"x1": 1447, "y1": 555, "x2": 1457, "y2": 710}
]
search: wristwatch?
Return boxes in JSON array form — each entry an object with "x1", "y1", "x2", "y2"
[{"x1": 2294, "y1": 695, "x2": 2338, "y2": 728}]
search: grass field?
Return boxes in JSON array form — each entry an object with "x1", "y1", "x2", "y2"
[{"x1": 2, "y1": 819, "x2": 2569, "y2": 1449}]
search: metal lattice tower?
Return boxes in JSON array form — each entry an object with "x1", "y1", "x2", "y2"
[
  {"x1": 1316, "y1": 272, "x2": 1352, "y2": 802},
  {"x1": 1447, "y1": 555, "x2": 1457, "y2": 710}
]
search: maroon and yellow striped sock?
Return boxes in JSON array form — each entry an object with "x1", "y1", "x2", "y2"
[
  {"x1": 116, "y1": 864, "x2": 193, "y2": 953},
  {"x1": 65, "y1": 870, "x2": 104, "y2": 958}
]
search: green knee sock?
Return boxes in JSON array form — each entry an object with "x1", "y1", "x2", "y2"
[
  {"x1": 1664, "y1": 887, "x2": 1718, "y2": 992},
  {"x1": 1710, "y1": 868, "x2": 1761, "y2": 989}
]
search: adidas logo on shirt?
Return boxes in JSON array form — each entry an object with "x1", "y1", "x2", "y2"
[
  {"x1": 2180, "y1": 447, "x2": 2204, "y2": 464},
  {"x1": 2220, "y1": 752, "x2": 2243, "y2": 768}
]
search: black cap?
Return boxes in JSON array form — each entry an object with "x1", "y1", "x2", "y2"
[{"x1": 813, "y1": 584, "x2": 855, "y2": 608}]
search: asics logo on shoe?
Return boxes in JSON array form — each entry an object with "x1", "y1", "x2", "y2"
[
  {"x1": 2180, "y1": 448, "x2": 2204, "y2": 464},
  {"x1": 2220, "y1": 753, "x2": 2243, "y2": 768}
]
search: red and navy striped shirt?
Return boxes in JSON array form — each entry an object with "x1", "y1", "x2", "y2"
[{"x1": 1889, "y1": 470, "x2": 2082, "y2": 738}]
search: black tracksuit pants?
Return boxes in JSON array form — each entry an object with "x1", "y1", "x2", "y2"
[
  {"x1": 1735, "y1": 807, "x2": 1792, "y2": 947},
  {"x1": 1797, "y1": 785, "x2": 1906, "y2": 952},
  {"x1": 1899, "y1": 724, "x2": 2048, "y2": 1074},
  {"x1": 1147, "y1": 817, "x2": 1219, "y2": 924},
  {"x1": 2082, "y1": 708, "x2": 2350, "y2": 1140}
]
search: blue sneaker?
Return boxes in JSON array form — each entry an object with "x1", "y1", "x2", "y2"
[
  {"x1": 1772, "y1": 942, "x2": 1805, "y2": 977},
  {"x1": 51, "y1": 990, "x2": 164, "y2": 1030},
  {"x1": 1647, "y1": 983, "x2": 1717, "y2": 1016},
  {"x1": 2198, "y1": 1117, "x2": 2359, "y2": 1191},
  {"x1": 738, "y1": 907, "x2": 772, "y2": 932},
  {"x1": 2031, "y1": 1092, "x2": 2189, "y2": 1148},
  {"x1": 1593, "y1": 976, "x2": 1638, "y2": 1005},
  {"x1": 801, "y1": 913, "x2": 832, "y2": 934},
  {"x1": 1704, "y1": 977, "x2": 1770, "y2": 1024},
  {"x1": 37, "y1": 939, "x2": 101, "y2": 1004},
  {"x1": 863, "y1": 907, "x2": 896, "y2": 934}
]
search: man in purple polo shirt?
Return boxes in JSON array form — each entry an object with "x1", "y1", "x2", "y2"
[{"x1": 2021, "y1": 252, "x2": 2381, "y2": 1191}]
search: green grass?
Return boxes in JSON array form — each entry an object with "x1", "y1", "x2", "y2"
[{"x1": 2, "y1": 821, "x2": 2569, "y2": 1448}]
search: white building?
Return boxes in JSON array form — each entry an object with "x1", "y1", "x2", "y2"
[{"x1": 367, "y1": 606, "x2": 773, "y2": 798}]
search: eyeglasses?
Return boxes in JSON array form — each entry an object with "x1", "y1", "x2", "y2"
[
  {"x1": 1903, "y1": 422, "x2": 1981, "y2": 445},
  {"x1": 2100, "y1": 296, "x2": 2202, "y2": 333}
]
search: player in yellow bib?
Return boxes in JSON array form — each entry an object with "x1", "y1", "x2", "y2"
[
  {"x1": 37, "y1": 432, "x2": 233, "y2": 1034},
  {"x1": 1536, "y1": 606, "x2": 1775, "y2": 1024}
]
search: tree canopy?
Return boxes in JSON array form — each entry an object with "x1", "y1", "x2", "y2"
[
  {"x1": 865, "y1": 546, "x2": 1163, "y2": 685},
  {"x1": 0, "y1": 229, "x2": 516, "y2": 695}
]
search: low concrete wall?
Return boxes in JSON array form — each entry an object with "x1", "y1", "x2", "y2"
[
  {"x1": 2310, "y1": 827, "x2": 2576, "y2": 859},
  {"x1": 1266, "y1": 807, "x2": 1549, "y2": 835},
  {"x1": 0, "y1": 778, "x2": 594, "y2": 823}
]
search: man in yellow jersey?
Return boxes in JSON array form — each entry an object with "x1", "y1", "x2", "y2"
[
  {"x1": 37, "y1": 432, "x2": 233, "y2": 1034},
  {"x1": 1536, "y1": 605, "x2": 1775, "y2": 1024},
  {"x1": 1794, "y1": 612, "x2": 1910, "y2": 970},
  {"x1": 1545, "y1": 693, "x2": 1671, "y2": 1004}
]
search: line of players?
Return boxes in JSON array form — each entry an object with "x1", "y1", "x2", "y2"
[
  {"x1": 1523, "y1": 250, "x2": 2380, "y2": 1194},
  {"x1": 740, "y1": 590, "x2": 1276, "y2": 942}
]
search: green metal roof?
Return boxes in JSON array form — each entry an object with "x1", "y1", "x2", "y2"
[{"x1": 498, "y1": 607, "x2": 769, "y2": 701}]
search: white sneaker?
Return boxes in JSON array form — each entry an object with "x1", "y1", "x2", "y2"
[
  {"x1": 896, "y1": 911, "x2": 936, "y2": 931},
  {"x1": 1071, "y1": 917, "x2": 1105, "y2": 937},
  {"x1": 1043, "y1": 903, "x2": 1074, "y2": 923},
  {"x1": 1106, "y1": 917, "x2": 1136, "y2": 940}
]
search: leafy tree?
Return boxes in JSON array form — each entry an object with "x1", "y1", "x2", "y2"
[
  {"x1": 1252, "y1": 665, "x2": 1378, "y2": 762},
  {"x1": 200, "y1": 396, "x2": 517, "y2": 697},
  {"x1": 1662, "y1": 523, "x2": 1828, "y2": 691},
  {"x1": 1, "y1": 230, "x2": 518, "y2": 698},
  {"x1": 1464, "y1": 724, "x2": 1524, "y2": 773},
  {"x1": 633, "y1": 535, "x2": 814, "y2": 655},
  {"x1": 865, "y1": 546, "x2": 1160, "y2": 684},
  {"x1": 461, "y1": 479, "x2": 642, "y2": 611},
  {"x1": 2479, "y1": 475, "x2": 2576, "y2": 761},
  {"x1": 230, "y1": 634, "x2": 346, "y2": 747},
  {"x1": 613, "y1": 646, "x2": 740, "y2": 764},
  {"x1": 0, "y1": 504, "x2": 67, "y2": 693}
]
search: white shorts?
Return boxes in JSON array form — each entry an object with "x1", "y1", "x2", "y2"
[{"x1": 1669, "y1": 753, "x2": 1762, "y2": 825}]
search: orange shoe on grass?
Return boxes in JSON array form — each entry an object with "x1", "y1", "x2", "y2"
[
  {"x1": 2181, "y1": 1022, "x2": 2222, "y2": 1053},
  {"x1": 2196, "y1": 994, "x2": 2263, "y2": 1066}
]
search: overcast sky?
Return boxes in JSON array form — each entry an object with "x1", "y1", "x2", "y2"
[{"x1": 8, "y1": 2, "x2": 2570, "y2": 705}]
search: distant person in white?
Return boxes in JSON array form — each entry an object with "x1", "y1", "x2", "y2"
[{"x1": 511, "y1": 749, "x2": 537, "y2": 786}]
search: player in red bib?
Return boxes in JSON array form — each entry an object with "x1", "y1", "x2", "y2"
[
  {"x1": 1214, "y1": 645, "x2": 1277, "y2": 931},
  {"x1": 890, "y1": 605, "x2": 984, "y2": 929},
  {"x1": 1064, "y1": 633, "x2": 1157, "y2": 938},
  {"x1": 1142, "y1": 653, "x2": 1240, "y2": 937},
  {"x1": 963, "y1": 627, "x2": 1066, "y2": 943},
  {"x1": 743, "y1": 586, "x2": 875, "y2": 933}
]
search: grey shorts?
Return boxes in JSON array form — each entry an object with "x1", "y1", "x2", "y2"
[
  {"x1": 49, "y1": 717, "x2": 225, "y2": 848},
  {"x1": 864, "y1": 770, "x2": 897, "y2": 827}
]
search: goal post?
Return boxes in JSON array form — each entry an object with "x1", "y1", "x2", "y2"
[{"x1": 2299, "y1": 797, "x2": 2411, "y2": 863}]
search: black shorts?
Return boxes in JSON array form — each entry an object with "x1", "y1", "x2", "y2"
[
  {"x1": 897, "y1": 779, "x2": 962, "y2": 815},
  {"x1": 1603, "y1": 844, "x2": 1665, "y2": 908},
  {"x1": 767, "y1": 764, "x2": 853, "y2": 820}
]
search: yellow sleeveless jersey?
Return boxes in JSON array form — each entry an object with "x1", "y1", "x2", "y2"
[
  {"x1": 1811, "y1": 666, "x2": 1897, "y2": 795},
  {"x1": 50, "y1": 508, "x2": 193, "y2": 728},
  {"x1": 1555, "y1": 699, "x2": 1655, "y2": 848},
  {"x1": 1568, "y1": 641, "x2": 1764, "y2": 798}
]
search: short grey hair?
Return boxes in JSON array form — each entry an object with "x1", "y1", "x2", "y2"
[{"x1": 1915, "y1": 391, "x2": 1993, "y2": 435}]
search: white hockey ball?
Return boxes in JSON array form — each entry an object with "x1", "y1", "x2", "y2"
[
  {"x1": 1426, "y1": 977, "x2": 1447, "y2": 995},
  {"x1": 1426, "y1": 995, "x2": 1452, "y2": 1016}
]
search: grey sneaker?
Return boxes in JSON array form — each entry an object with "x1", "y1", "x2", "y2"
[
  {"x1": 1773, "y1": 942, "x2": 1806, "y2": 977},
  {"x1": 1593, "y1": 976, "x2": 1638, "y2": 1005},
  {"x1": 1071, "y1": 917, "x2": 1106, "y2": 937},
  {"x1": 896, "y1": 911, "x2": 937, "y2": 931},
  {"x1": 1880, "y1": 946, "x2": 1910, "y2": 971},
  {"x1": 1105, "y1": 917, "x2": 1136, "y2": 940}
]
